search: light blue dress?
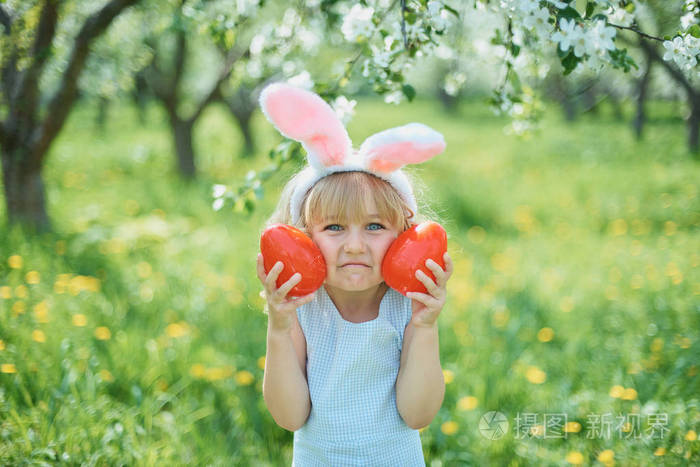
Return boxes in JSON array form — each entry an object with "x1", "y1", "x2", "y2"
[{"x1": 293, "y1": 285, "x2": 425, "y2": 466}]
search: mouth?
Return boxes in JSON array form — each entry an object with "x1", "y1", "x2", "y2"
[{"x1": 340, "y1": 263, "x2": 371, "y2": 268}]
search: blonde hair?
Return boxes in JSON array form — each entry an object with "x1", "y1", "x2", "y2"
[{"x1": 266, "y1": 171, "x2": 416, "y2": 233}]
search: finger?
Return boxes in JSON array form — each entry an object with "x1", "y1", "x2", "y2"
[
  {"x1": 415, "y1": 269, "x2": 440, "y2": 296},
  {"x1": 407, "y1": 291, "x2": 441, "y2": 310},
  {"x1": 256, "y1": 253, "x2": 267, "y2": 283},
  {"x1": 425, "y1": 259, "x2": 447, "y2": 284},
  {"x1": 290, "y1": 291, "x2": 316, "y2": 308},
  {"x1": 277, "y1": 272, "x2": 302, "y2": 298},
  {"x1": 443, "y1": 252, "x2": 454, "y2": 279},
  {"x1": 265, "y1": 261, "x2": 285, "y2": 290}
]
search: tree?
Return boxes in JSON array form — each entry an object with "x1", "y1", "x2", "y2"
[{"x1": 0, "y1": 0, "x2": 141, "y2": 230}]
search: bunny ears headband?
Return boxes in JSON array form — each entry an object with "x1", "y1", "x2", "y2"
[{"x1": 259, "y1": 83, "x2": 446, "y2": 225}]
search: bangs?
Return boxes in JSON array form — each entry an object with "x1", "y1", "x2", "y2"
[{"x1": 301, "y1": 172, "x2": 412, "y2": 230}]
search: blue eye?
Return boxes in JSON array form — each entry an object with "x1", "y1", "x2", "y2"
[
  {"x1": 367, "y1": 223, "x2": 384, "y2": 231},
  {"x1": 325, "y1": 224, "x2": 342, "y2": 231}
]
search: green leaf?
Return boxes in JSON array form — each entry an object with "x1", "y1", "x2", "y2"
[
  {"x1": 561, "y1": 51, "x2": 579, "y2": 75},
  {"x1": 688, "y1": 24, "x2": 700, "y2": 39},
  {"x1": 585, "y1": 1, "x2": 595, "y2": 19},
  {"x1": 402, "y1": 84, "x2": 416, "y2": 102},
  {"x1": 443, "y1": 4, "x2": 460, "y2": 18},
  {"x1": 557, "y1": 7, "x2": 582, "y2": 21}
]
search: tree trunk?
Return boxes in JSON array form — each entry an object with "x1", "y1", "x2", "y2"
[
  {"x1": 1, "y1": 151, "x2": 49, "y2": 230},
  {"x1": 169, "y1": 115, "x2": 196, "y2": 178},
  {"x1": 234, "y1": 110, "x2": 255, "y2": 157},
  {"x1": 689, "y1": 95, "x2": 700, "y2": 155},
  {"x1": 96, "y1": 95, "x2": 110, "y2": 131},
  {"x1": 634, "y1": 50, "x2": 652, "y2": 140}
]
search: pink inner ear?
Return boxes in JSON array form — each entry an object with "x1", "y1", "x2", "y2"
[
  {"x1": 366, "y1": 141, "x2": 446, "y2": 172},
  {"x1": 261, "y1": 84, "x2": 350, "y2": 167}
]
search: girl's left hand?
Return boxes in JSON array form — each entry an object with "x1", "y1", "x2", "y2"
[{"x1": 406, "y1": 252, "x2": 453, "y2": 328}]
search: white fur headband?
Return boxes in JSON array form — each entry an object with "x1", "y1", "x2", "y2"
[{"x1": 259, "y1": 83, "x2": 446, "y2": 225}]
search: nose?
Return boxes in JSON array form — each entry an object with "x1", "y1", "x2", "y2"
[{"x1": 343, "y1": 228, "x2": 366, "y2": 253}]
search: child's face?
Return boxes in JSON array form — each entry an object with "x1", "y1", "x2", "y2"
[{"x1": 309, "y1": 199, "x2": 400, "y2": 293}]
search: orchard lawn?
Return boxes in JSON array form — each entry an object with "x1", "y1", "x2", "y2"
[{"x1": 0, "y1": 97, "x2": 698, "y2": 465}]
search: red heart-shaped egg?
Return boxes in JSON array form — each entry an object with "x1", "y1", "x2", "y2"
[
  {"x1": 381, "y1": 221, "x2": 447, "y2": 296},
  {"x1": 260, "y1": 224, "x2": 326, "y2": 297}
]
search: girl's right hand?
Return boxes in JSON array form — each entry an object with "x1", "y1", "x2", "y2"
[{"x1": 257, "y1": 253, "x2": 316, "y2": 332}]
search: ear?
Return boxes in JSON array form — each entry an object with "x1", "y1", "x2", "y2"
[
  {"x1": 259, "y1": 83, "x2": 352, "y2": 168},
  {"x1": 359, "y1": 123, "x2": 445, "y2": 173}
]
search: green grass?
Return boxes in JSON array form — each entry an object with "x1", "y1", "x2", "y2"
[{"x1": 0, "y1": 96, "x2": 698, "y2": 465}]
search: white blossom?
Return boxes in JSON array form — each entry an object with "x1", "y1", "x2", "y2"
[
  {"x1": 605, "y1": 6, "x2": 634, "y2": 27},
  {"x1": 384, "y1": 90, "x2": 404, "y2": 105},
  {"x1": 551, "y1": 18, "x2": 579, "y2": 53},
  {"x1": 212, "y1": 198, "x2": 225, "y2": 211},
  {"x1": 212, "y1": 185, "x2": 227, "y2": 198},
  {"x1": 288, "y1": 70, "x2": 314, "y2": 89},
  {"x1": 663, "y1": 35, "x2": 699, "y2": 71},
  {"x1": 523, "y1": 7, "x2": 553, "y2": 38},
  {"x1": 546, "y1": 0, "x2": 568, "y2": 9},
  {"x1": 332, "y1": 96, "x2": 357, "y2": 124},
  {"x1": 589, "y1": 20, "x2": 616, "y2": 52},
  {"x1": 341, "y1": 4, "x2": 375, "y2": 42}
]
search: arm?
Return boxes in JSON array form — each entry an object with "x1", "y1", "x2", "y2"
[
  {"x1": 395, "y1": 253, "x2": 453, "y2": 429},
  {"x1": 257, "y1": 254, "x2": 315, "y2": 431},
  {"x1": 396, "y1": 319, "x2": 445, "y2": 429},
  {"x1": 263, "y1": 311, "x2": 311, "y2": 431}
]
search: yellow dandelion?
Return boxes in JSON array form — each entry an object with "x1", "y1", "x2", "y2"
[
  {"x1": 257, "y1": 356, "x2": 266, "y2": 370},
  {"x1": 529, "y1": 424, "x2": 544, "y2": 437},
  {"x1": 235, "y1": 370, "x2": 254, "y2": 386},
  {"x1": 0, "y1": 340, "x2": 5, "y2": 351},
  {"x1": 609, "y1": 385, "x2": 625, "y2": 398},
  {"x1": 610, "y1": 219, "x2": 628, "y2": 236},
  {"x1": 25, "y1": 271, "x2": 40, "y2": 284},
  {"x1": 564, "y1": 421, "x2": 582, "y2": 433},
  {"x1": 0, "y1": 286, "x2": 12, "y2": 299},
  {"x1": 94, "y1": 327, "x2": 111, "y2": 340},
  {"x1": 15, "y1": 285, "x2": 28, "y2": 298},
  {"x1": 537, "y1": 327, "x2": 554, "y2": 342},
  {"x1": 55, "y1": 240, "x2": 66, "y2": 255},
  {"x1": 598, "y1": 449, "x2": 614, "y2": 463},
  {"x1": 137, "y1": 261, "x2": 152, "y2": 278},
  {"x1": 32, "y1": 330, "x2": 46, "y2": 343},
  {"x1": 686, "y1": 430, "x2": 698, "y2": 441},
  {"x1": 621, "y1": 422, "x2": 632, "y2": 432},
  {"x1": 206, "y1": 366, "x2": 234, "y2": 381},
  {"x1": 99, "y1": 369, "x2": 114, "y2": 382},
  {"x1": 8, "y1": 255, "x2": 23, "y2": 269},
  {"x1": 663, "y1": 221, "x2": 677, "y2": 236},
  {"x1": 33, "y1": 301, "x2": 50, "y2": 323},
  {"x1": 190, "y1": 364, "x2": 206, "y2": 378},
  {"x1": 467, "y1": 226, "x2": 486, "y2": 244},
  {"x1": 443, "y1": 369, "x2": 455, "y2": 384},
  {"x1": 525, "y1": 365, "x2": 546, "y2": 384},
  {"x1": 457, "y1": 396, "x2": 478, "y2": 411},
  {"x1": 1, "y1": 363, "x2": 17, "y2": 373},
  {"x1": 565, "y1": 451, "x2": 584, "y2": 465},
  {"x1": 166, "y1": 322, "x2": 189, "y2": 338},
  {"x1": 559, "y1": 296, "x2": 574, "y2": 313},
  {"x1": 622, "y1": 388, "x2": 637, "y2": 400},
  {"x1": 441, "y1": 421, "x2": 459, "y2": 435},
  {"x1": 12, "y1": 301, "x2": 26, "y2": 315},
  {"x1": 72, "y1": 314, "x2": 87, "y2": 327},
  {"x1": 654, "y1": 447, "x2": 666, "y2": 456}
]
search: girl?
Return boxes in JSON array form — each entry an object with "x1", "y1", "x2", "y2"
[{"x1": 256, "y1": 83, "x2": 452, "y2": 466}]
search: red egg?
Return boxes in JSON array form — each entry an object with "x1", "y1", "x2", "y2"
[
  {"x1": 381, "y1": 221, "x2": 447, "y2": 296},
  {"x1": 260, "y1": 224, "x2": 326, "y2": 297}
]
